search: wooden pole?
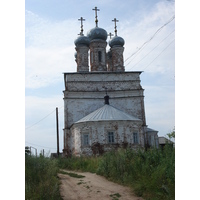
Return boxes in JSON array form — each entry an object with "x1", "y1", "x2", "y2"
[{"x1": 56, "y1": 107, "x2": 59, "y2": 156}]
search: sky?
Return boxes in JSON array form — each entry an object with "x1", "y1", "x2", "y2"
[{"x1": 25, "y1": 0, "x2": 175, "y2": 155}]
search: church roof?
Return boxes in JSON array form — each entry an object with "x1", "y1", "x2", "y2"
[
  {"x1": 145, "y1": 127, "x2": 158, "y2": 133},
  {"x1": 75, "y1": 104, "x2": 142, "y2": 124}
]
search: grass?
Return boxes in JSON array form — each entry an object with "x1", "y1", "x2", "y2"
[
  {"x1": 57, "y1": 156, "x2": 100, "y2": 173},
  {"x1": 25, "y1": 145, "x2": 174, "y2": 200},
  {"x1": 59, "y1": 170, "x2": 85, "y2": 178},
  {"x1": 97, "y1": 145, "x2": 175, "y2": 200},
  {"x1": 110, "y1": 193, "x2": 122, "y2": 200},
  {"x1": 57, "y1": 145, "x2": 174, "y2": 200},
  {"x1": 25, "y1": 155, "x2": 62, "y2": 200}
]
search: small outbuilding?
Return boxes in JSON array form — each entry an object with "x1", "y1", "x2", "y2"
[{"x1": 158, "y1": 136, "x2": 174, "y2": 149}]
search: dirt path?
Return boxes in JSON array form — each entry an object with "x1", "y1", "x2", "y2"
[{"x1": 58, "y1": 170, "x2": 143, "y2": 200}]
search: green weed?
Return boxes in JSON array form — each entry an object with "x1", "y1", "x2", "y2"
[
  {"x1": 59, "y1": 170, "x2": 85, "y2": 178},
  {"x1": 25, "y1": 155, "x2": 62, "y2": 200}
]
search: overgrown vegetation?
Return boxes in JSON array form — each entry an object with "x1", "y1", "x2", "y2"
[
  {"x1": 97, "y1": 145, "x2": 175, "y2": 200},
  {"x1": 25, "y1": 154, "x2": 62, "y2": 200},
  {"x1": 25, "y1": 145, "x2": 174, "y2": 200},
  {"x1": 57, "y1": 155, "x2": 100, "y2": 173},
  {"x1": 57, "y1": 145, "x2": 175, "y2": 200},
  {"x1": 59, "y1": 170, "x2": 85, "y2": 178}
]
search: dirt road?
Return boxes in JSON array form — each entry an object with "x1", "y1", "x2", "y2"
[{"x1": 58, "y1": 170, "x2": 143, "y2": 200}]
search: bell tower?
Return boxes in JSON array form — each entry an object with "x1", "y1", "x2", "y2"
[
  {"x1": 87, "y1": 7, "x2": 108, "y2": 71},
  {"x1": 108, "y1": 18, "x2": 125, "y2": 72},
  {"x1": 74, "y1": 17, "x2": 90, "y2": 72}
]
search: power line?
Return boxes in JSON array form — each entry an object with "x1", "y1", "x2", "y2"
[
  {"x1": 125, "y1": 15, "x2": 175, "y2": 63},
  {"x1": 25, "y1": 141, "x2": 57, "y2": 150},
  {"x1": 25, "y1": 108, "x2": 56, "y2": 130},
  {"x1": 126, "y1": 29, "x2": 175, "y2": 70},
  {"x1": 142, "y1": 39, "x2": 175, "y2": 71}
]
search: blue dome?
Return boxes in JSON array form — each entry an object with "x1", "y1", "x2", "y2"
[
  {"x1": 87, "y1": 27, "x2": 107, "y2": 41},
  {"x1": 74, "y1": 35, "x2": 90, "y2": 47},
  {"x1": 109, "y1": 36, "x2": 125, "y2": 48}
]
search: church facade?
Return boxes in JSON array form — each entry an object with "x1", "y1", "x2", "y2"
[{"x1": 63, "y1": 7, "x2": 158, "y2": 156}]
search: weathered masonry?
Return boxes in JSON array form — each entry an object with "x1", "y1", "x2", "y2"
[{"x1": 62, "y1": 7, "x2": 158, "y2": 156}]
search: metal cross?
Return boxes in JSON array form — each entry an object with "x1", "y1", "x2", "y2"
[
  {"x1": 108, "y1": 32, "x2": 114, "y2": 39},
  {"x1": 78, "y1": 17, "x2": 85, "y2": 35},
  {"x1": 92, "y1": 6, "x2": 100, "y2": 27},
  {"x1": 112, "y1": 18, "x2": 119, "y2": 36}
]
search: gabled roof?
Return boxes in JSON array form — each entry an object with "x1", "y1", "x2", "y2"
[{"x1": 75, "y1": 104, "x2": 142, "y2": 124}]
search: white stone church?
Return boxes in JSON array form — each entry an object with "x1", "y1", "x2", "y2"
[{"x1": 62, "y1": 7, "x2": 158, "y2": 156}]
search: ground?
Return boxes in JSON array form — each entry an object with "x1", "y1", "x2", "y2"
[{"x1": 58, "y1": 170, "x2": 144, "y2": 200}]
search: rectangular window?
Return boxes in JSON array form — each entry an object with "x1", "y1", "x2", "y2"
[
  {"x1": 83, "y1": 134, "x2": 89, "y2": 146},
  {"x1": 108, "y1": 132, "x2": 114, "y2": 143},
  {"x1": 98, "y1": 51, "x2": 102, "y2": 62},
  {"x1": 133, "y1": 132, "x2": 138, "y2": 144}
]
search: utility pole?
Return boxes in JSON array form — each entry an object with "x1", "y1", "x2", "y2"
[{"x1": 56, "y1": 107, "x2": 59, "y2": 157}]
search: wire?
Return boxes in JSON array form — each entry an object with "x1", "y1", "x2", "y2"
[
  {"x1": 126, "y1": 29, "x2": 175, "y2": 70},
  {"x1": 25, "y1": 141, "x2": 57, "y2": 150},
  {"x1": 25, "y1": 109, "x2": 56, "y2": 130},
  {"x1": 142, "y1": 39, "x2": 175, "y2": 71},
  {"x1": 125, "y1": 15, "x2": 175, "y2": 63}
]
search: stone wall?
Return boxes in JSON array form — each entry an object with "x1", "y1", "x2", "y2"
[{"x1": 70, "y1": 120, "x2": 143, "y2": 156}]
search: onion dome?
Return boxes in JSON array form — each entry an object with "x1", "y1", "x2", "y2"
[
  {"x1": 87, "y1": 27, "x2": 107, "y2": 41},
  {"x1": 74, "y1": 35, "x2": 90, "y2": 47},
  {"x1": 109, "y1": 36, "x2": 125, "y2": 48}
]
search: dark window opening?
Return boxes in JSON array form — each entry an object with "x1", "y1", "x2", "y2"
[
  {"x1": 133, "y1": 132, "x2": 138, "y2": 144},
  {"x1": 98, "y1": 51, "x2": 102, "y2": 62},
  {"x1": 108, "y1": 132, "x2": 114, "y2": 143}
]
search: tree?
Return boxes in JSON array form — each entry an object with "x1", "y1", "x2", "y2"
[{"x1": 167, "y1": 127, "x2": 175, "y2": 141}]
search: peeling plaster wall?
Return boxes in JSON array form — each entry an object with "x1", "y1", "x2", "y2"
[
  {"x1": 69, "y1": 120, "x2": 143, "y2": 156},
  {"x1": 63, "y1": 72, "x2": 146, "y2": 156}
]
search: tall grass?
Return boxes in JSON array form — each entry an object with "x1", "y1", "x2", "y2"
[
  {"x1": 97, "y1": 145, "x2": 175, "y2": 200},
  {"x1": 57, "y1": 156, "x2": 100, "y2": 173},
  {"x1": 58, "y1": 145, "x2": 175, "y2": 200},
  {"x1": 25, "y1": 155, "x2": 62, "y2": 200},
  {"x1": 25, "y1": 145, "x2": 174, "y2": 200}
]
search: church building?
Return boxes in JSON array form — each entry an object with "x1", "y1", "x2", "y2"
[{"x1": 63, "y1": 7, "x2": 158, "y2": 156}]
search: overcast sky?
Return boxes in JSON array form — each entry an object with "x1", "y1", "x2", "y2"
[{"x1": 25, "y1": 0, "x2": 175, "y2": 155}]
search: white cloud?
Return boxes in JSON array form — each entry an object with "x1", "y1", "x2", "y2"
[
  {"x1": 25, "y1": 10, "x2": 80, "y2": 88},
  {"x1": 25, "y1": 46, "x2": 75, "y2": 88}
]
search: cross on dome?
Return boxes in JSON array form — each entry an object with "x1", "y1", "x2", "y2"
[
  {"x1": 78, "y1": 17, "x2": 85, "y2": 35},
  {"x1": 108, "y1": 32, "x2": 114, "y2": 39},
  {"x1": 112, "y1": 18, "x2": 119, "y2": 36},
  {"x1": 92, "y1": 6, "x2": 100, "y2": 27}
]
